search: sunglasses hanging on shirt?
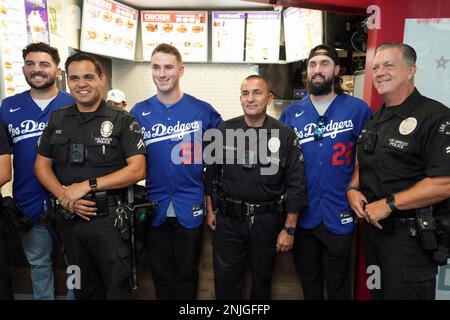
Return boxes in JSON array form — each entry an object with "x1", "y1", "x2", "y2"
[{"x1": 314, "y1": 116, "x2": 327, "y2": 141}]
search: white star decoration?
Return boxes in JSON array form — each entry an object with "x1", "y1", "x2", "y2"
[{"x1": 436, "y1": 54, "x2": 449, "y2": 69}]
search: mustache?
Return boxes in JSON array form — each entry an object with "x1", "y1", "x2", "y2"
[{"x1": 311, "y1": 74, "x2": 325, "y2": 80}]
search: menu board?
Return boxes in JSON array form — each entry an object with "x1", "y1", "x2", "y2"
[
  {"x1": 212, "y1": 12, "x2": 245, "y2": 63},
  {"x1": 245, "y1": 12, "x2": 281, "y2": 63},
  {"x1": 80, "y1": 0, "x2": 138, "y2": 61},
  {"x1": 25, "y1": 0, "x2": 50, "y2": 44},
  {"x1": 141, "y1": 11, "x2": 208, "y2": 63},
  {"x1": 283, "y1": 7, "x2": 323, "y2": 62},
  {"x1": 0, "y1": 0, "x2": 29, "y2": 98}
]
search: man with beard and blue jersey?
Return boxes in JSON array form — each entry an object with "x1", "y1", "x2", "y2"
[
  {"x1": 131, "y1": 43, "x2": 222, "y2": 300},
  {"x1": 280, "y1": 44, "x2": 372, "y2": 300},
  {"x1": 0, "y1": 42, "x2": 74, "y2": 300}
]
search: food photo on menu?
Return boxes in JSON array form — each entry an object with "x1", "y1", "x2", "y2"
[
  {"x1": 141, "y1": 11, "x2": 208, "y2": 62},
  {"x1": 162, "y1": 23, "x2": 173, "y2": 32},
  {"x1": 80, "y1": 0, "x2": 138, "y2": 60}
]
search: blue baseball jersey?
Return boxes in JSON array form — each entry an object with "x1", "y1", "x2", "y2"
[
  {"x1": 0, "y1": 90, "x2": 74, "y2": 223},
  {"x1": 280, "y1": 94, "x2": 372, "y2": 234},
  {"x1": 131, "y1": 93, "x2": 222, "y2": 229}
]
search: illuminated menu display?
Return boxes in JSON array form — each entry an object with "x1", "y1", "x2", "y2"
[
  {"x1": 245, "y1": 12, "x2": 281, "y2": 63},
  {"x1": 0, "y1": 0, "x2": 29, "y2": 98},
  {"x1": 80, "y1": 0, "x2": 138, "y2": 60},
  {"x1": 141, "y1": 11, "x2": 208, "y2": 62},
  {"x1": 283, "y1": 7, "x2": 323, "y2": 62},
  {"x1": 212, "y1": 12, "x2": 245, "y2": 63},
  {"x1": 212, "y1": 11, "x2": 281, "y2": 63}
]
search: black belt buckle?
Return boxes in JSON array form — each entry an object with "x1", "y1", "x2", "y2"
[{"x1": 245, "y1": 203, "x2": 256, "y2": 216}]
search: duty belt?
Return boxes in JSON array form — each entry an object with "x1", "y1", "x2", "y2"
[
  {"x1": 82, "y1": 190, "x2": 126, "y2": 217},
  {"x1": 83, "y1": 191, "x2": 125, "y2": 206},
  {"x1": 389, "y1": 210, "x2": 416, "y2": 219},
  {"x1": 222, "y1": 197, "x2": 283, "y2": 217},
  {"x1": 380, "y1": 204, "x2": 440, "y2": 236}
]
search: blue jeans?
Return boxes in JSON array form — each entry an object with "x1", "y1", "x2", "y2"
[{"x1": 19, "y1": 223, "x2": 54, "y2": 300}]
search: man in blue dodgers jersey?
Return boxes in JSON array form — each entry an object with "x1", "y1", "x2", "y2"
[
  {"x1": 131, "y1": 43, "x2": 222, "y2": 299},
  {"x1": 0, "y1": 42, "x2": 74, "y2": 299},
  {"x1": 280, "y1": 44, "x2": 372, "y2": 300}
]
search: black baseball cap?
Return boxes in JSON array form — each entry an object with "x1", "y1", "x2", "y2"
[{"x1": 307, "y1": 44, "x2": 340, "y2": 65}]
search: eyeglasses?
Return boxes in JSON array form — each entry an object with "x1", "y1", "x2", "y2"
[{"x1": 314, "y1": 116, "x2": 327, "y2": 141}]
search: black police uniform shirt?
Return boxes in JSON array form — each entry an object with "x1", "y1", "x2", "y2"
[
  {"x1": 37, "y1": 101, "x2": 146, "y2": 186},
  {"x1": 357, "y1": 88, "x2": 450, "y2": 203},
  {"x1": 0, "y1": 122, "x2": 10, "y2": 156},
  {"x1": 205, "y1": 115, "x2": 308, "y2": 214}
]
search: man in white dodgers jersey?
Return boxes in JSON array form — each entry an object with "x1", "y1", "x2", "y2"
[
  {"x1": 131, "y1": 43, "x2": 222, "y2": 299},
  {"x1": 280, "y1": 44, "x2": 372, "y2": 300},
  {"x1": 0, "y1": 42, "x2": 74, "y2": 299}
]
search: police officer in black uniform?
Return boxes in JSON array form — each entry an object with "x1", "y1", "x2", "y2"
[
  {"x1": 34, "y1": 52, "x2": 146, "y2": 300},
  {"x1": 0, "y1": 122, "x2": 13, "y2": 300},
  {"x1": 347, "y1": 43, "x2": 450, "y2": 300},
  {"x1": 205, "y1": 75, "x2": 308, "y2": 300}
]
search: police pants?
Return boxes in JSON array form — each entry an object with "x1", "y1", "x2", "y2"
[
  {"x1": 364, "y1": 221, "x2": 437, "y2": 300},
  {"x1": 0, "y1": 224, "x2": 13, "y2": 300},
  {"x1": 144, "y1": 218, "x2": 203, "y2": 300},
  {"x1": 292, "y1": 223, "x2": 353, "y2": 300},
  {"x1": 213, "y1": 210, "x2": 282, "y2": 300},
  {"x1": 66, "y1": 210, "x2": 131, "y2": 300}
]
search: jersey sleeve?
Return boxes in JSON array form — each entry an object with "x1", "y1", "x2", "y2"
[
  {"x1": 279, "y1": 109, "x2": 287, "y2": 124},
  {"x1": 208, "y1": 105, "x2": 223, "y2": 129}
]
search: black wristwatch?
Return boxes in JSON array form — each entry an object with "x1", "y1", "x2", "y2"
[
  {"x1": 385, "y1": 194, "x2": 397, "y2": 212},
  {"x1": 283, "y1": 226, "x2": 296, "y2": 236},
  {"x1": 89, "y1": 178, "x2": 97, "y2": 193}
]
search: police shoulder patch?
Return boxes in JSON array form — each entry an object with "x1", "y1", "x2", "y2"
[
  {"x1": 438, "y1": 119, "x2": 450, "y2": 136},
  {"x1": 129, "y1": 120, "x2": 141, "y2": 134}
]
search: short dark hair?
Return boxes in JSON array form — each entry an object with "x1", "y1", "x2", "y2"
[
  {"x1": 22, "y1": 42, "x2": 60, "y2": 65},
  {"x1": 376, "y1": 43, "x2": 417, "y2": 66},
  {"x1": 307, "y1": 44, "x2": 343, "y2": 95},
  {"x1": 151, "y1": 43, "x2": 183, "y2": 63},
  {"x1": 241, "y1": 75, "x2": 271, "y2": 93},
  {"x1": 65, "y1": 52, "x2": 103, "y2": 77}
]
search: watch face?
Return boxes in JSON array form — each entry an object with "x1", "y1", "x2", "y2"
[
  {"x1": 386, "y1": 195, "x2": 396, "y2": 211},
  {"x1": 89, "y1": 178, "x2": 97, "y2": 191},
  {"x1": 284, "y1": 226, "x2": 295, "y2": 235}
]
